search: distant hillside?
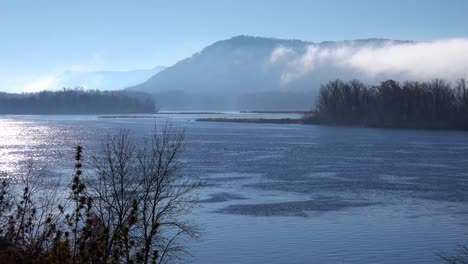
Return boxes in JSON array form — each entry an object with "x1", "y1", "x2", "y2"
[
  {"x1": 59, "y1": 66, "x2": 166, "y2": 91},
  {"x1": 128, "y1": 36, "x2": 412, "y2": 110}
]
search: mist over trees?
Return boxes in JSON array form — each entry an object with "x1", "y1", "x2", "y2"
[
  {"x1": 0, "y1": 88, "x2": 156, "y2": 114},
  {"x1": 312, "y1": 79, "x2": 468, "y2": 130}
]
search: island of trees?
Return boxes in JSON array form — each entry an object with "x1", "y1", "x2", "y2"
[
  {"x1": 308, "y1": 78, "x2": 468, "y2": 130},
  {"x1": 0, "y1": 88, "x2": 156, "y2": 114}
]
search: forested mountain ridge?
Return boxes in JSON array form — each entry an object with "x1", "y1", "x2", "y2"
[
  {"x1": 129, "y1": 35, "x2": 410, "y2": 94},
  {"x1": 127, "y1": 35, "x2": 412, "y2": 110}
]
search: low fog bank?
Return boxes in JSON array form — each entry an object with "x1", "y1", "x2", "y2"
[{"x1": 271, "y1": 38, "x2": 468, "y2": 84}]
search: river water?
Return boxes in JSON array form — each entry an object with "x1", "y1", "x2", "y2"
[{"x1": 1, "y1": 113, "x2": 468, "y2": 263}]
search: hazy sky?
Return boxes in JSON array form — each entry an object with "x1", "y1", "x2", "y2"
[{"x1": 1, "y1": 0, "x2": 468, "y2": 92}]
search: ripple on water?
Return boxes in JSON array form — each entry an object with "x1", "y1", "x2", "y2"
[{"x1": 215, "y1": 197, "x2": 378, "y2": 217}]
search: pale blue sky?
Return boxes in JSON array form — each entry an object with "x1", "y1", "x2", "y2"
[{"x1": 1, "y1": 0, "x2": 468, "y2": 92}]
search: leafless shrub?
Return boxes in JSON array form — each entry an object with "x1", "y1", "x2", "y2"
[
  {"x1": 86, "y1": 123, "x2": 199, "y2": 264},
  {"x1": 0, "y1": 122, "x2": 198, "y2": 264}
]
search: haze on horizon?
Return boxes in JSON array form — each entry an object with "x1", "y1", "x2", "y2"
[{"x1": 1, "y1": 0, "x2": 468, "y2": 93}]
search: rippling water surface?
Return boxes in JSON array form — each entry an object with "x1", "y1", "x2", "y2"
[{"x1": 1, "y1": 113, "x2": 468, "y2": 263}]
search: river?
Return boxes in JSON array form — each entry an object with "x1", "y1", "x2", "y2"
[{"x1": 1, "y1": 112, "x2": 467, "y2": 263}]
